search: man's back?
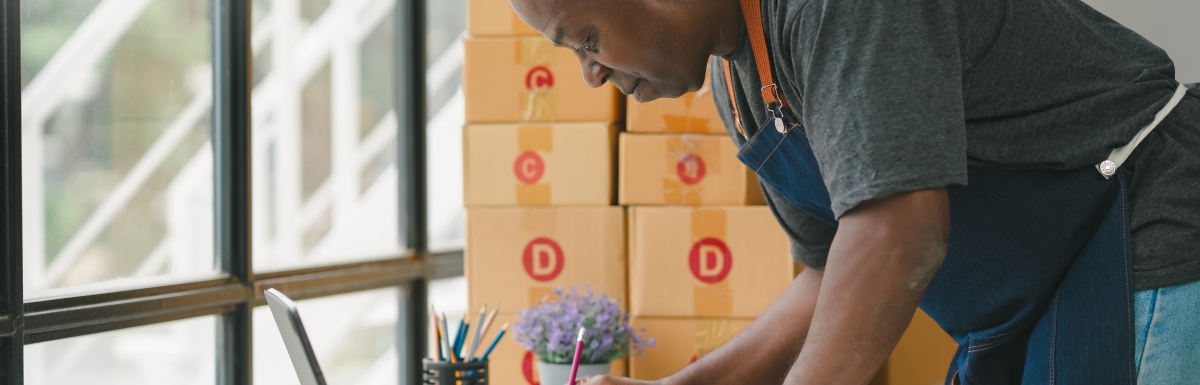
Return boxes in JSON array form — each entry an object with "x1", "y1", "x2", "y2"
[{"x1": 713, "y1": 0, "x2": 1200, "y2": 290}]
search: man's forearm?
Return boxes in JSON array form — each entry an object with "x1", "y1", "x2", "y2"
[
  {"x1": 784, "y1": 189, "x2": 951, "y2": 385},
  {"x1": 664, "y1": 267, "x2": 823, "y2": 385}
]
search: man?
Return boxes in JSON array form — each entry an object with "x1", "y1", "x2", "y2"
[{"x1": 509, "y1": 0, "x2": 1200, "y2": 384}]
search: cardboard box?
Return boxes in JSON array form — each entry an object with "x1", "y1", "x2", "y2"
[
  {"x1": 467, "y1": 0, "x2": 539, "y2": 36},
  {"x1": 464, "y1": 123, "x2": 617, "y2": 206},
  {"x1": 463, "y1": 36, "x2": 622, "y2": 123},
  {"x1": 629, "y1": 313, "x2": 951, "y2": 384},
  {"x1": 466, "y1": 207, "x2": 627, "y2": 312},
  {"x1": 628, "y1": 207, "x2": 792, "y2": 318},
  {"x1": 628, "y1": 317, "x2": 753, "y2": 380},
  {"x1": 485, "y1": 313, "x2": 627, "y2": 384},
  {"x1": 885, "y1": 310, "x2": 958, "y2": 385},
  {"x1": 618, "y1": 133, "x2": 763, "y2": 206},
  {"x1": 626, "y1": 70, "x2": 725, "y2": 134}
]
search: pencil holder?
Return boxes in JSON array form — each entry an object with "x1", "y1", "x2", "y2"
[{"x1": 422, "y1": 359, "x2": 489, "y2": 384}]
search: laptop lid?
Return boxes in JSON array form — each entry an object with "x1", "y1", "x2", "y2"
[{"x1": 265, "y1": 288, "x2": 328, "y2": 385}]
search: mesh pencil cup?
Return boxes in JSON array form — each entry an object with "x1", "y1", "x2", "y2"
[{"x1": 422, "y1": 359, "x2": 489, "y2": 384}]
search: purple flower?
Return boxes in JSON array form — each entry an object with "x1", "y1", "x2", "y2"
[{"x1": 512, "y1": 286, "x2": 655, "y2": 364}]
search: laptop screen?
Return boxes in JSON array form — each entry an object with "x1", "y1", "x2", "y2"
[{"x1": 265, "y1": 288, "x2": 328, "y2": 385}]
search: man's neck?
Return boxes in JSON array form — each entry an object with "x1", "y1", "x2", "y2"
[{"x1": 711, "y1": 0, "x2": 745, "y2": 57}]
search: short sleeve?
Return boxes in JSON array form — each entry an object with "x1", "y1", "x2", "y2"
[
  {"x1": 761, "y1": 181, "x2": 837, "y2": 268},
  {"x1": 797, "y1": 0, "x2": 969, "y2": 217}
]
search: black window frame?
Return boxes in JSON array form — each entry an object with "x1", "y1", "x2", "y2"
[{"x1": 0, "y1": 0, "x2": 455, "y2": 384}]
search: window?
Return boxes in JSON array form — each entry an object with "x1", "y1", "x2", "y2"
[
  {"x1": 24, "y1": 316, "x2": 217, "y2": 385},
  {"x1": 20, "y1": 0, "x2": 216, "y2": 299},
  {"x1": 0, "y1": 0, "x2": 467, "y2": 384},
  {"x1": 249, "y1": 0, "x2": 406, "y2": 271}
]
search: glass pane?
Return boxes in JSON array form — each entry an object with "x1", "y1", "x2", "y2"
[
  {"x1": 20, "y1": 0, "x2": 216, "y2": 298},
  {"x1": 252, "y1": 0, "x2": 405, "y2": 270},
  {"x1": 254, "y1": 288, "x2": 400, "y2": 385},
  {"x1": 24, "y1": 316, "x2": 216, "y2": 385},
  {"x1": 426, "y1": 0, "x2": 466, "y2": 252}
]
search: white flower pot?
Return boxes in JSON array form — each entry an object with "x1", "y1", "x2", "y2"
[{"x1": 536, "y1": 361, "x2": 611, "y2": 385}]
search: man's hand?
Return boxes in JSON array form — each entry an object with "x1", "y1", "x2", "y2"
[{"x1": 574, "y1": 375, "x2": 660, "y2": 385}]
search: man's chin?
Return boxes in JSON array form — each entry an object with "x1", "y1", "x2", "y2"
[
  {"x1": 632, "y1": 93, "x2": 659, "y2": 103},
  {"x1": 633, "y1": 85, "x2": 685, "y2": 103}
]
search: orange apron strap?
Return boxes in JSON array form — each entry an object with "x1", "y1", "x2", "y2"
[
  {"x1": 737, "y1": 0, "x2": 793, "y2": 111},
  {"x1": 722, "y1": 59, "x2": 747, "y2": 137}
]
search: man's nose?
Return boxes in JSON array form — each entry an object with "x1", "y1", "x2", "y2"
[{"x1": 576, "y1": 52, "x2": 610, "y2": 89}]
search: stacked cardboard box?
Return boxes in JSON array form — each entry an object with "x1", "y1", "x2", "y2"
[
  {"x1": 465, "y1": 208, "x2": 629, "y2": 383},
  {"x1": 619, "y1": 70, "x2": 763, "y2": 207},
  {"x1": 626, "y1": 206, "x2": 794, "y2": 378},
  {"x1": 463, "y1": 1, "x2": 627, "y2": 383},
  {"x1": 618, "y1": 68, "x2": 791, "y2": 379}
]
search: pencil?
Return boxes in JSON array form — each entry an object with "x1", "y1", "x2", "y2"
[
  {"x1": 457, "y1": 321, "x2": 470, "y2": 360},
  {"x1": 440, "y1": 313, "x2": 455, "y2": 363},
  {"x1": 430, "y1": 307, "x2": 443, "y2": 361},
  {"x1": 470, "y1": 307, "x2": 500, "y2": 360},
  {"x1": 568, "y1": 327, "x2": 585, "y2": 384},
  {"x1": 479, "y1": 307, "x2": 500, "y2": 340},
  {"x1": 452, "y1": 312, "x2": 468, "y2": 361},
  {"x1": 466, "y1": 306, "x2": 487, "y2": 362},
  {"x1": 479, "y1": 323, "x2": 509, "y2": 362}
]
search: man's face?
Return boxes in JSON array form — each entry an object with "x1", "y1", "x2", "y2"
[{"x1": 510, "y1": 0, "x2": 712, "y2": 102}]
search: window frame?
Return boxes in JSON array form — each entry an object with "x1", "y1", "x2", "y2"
[{"x1": 0, "y1": 0, "x2": 451, "y2": 384}]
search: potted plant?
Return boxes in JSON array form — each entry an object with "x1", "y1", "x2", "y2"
[{"x1": 514, "y1": 286, "x2": 654, "y2": 385}]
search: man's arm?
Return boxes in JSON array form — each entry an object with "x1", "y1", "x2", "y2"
[
  {"x1": 784, "y1": 188, "x2": 950, "y2": 384},
  {"x1": 582, "y1": 189, "x2": 948, "y2": 385},
  {"x1": 665, "y1": 266, "x2": 823, "y2": 385},
  {"x1": 580, "y1": 264, "x2": 822, "y2": 385}
]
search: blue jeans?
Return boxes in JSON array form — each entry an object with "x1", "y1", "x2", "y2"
[{"x1": 1135, "y1": 279, "x2": 1200, "y2": 383}]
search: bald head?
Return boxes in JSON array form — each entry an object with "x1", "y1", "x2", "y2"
[{"x1": 509, "y1": 0, "x2": 738, "y2": 101}]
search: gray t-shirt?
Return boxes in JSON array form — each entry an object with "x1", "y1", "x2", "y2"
[{"x1": 712, "y1": 0, "x2": 1200, "y2": 290}]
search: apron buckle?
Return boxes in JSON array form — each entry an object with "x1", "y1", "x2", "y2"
[{"x1": 1098, "y1": 160, "x2": 1118, "y2": 179}]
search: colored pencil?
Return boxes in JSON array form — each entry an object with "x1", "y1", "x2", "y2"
[
  {"x1": 457, "y1": 321, "x2": 470, "y2": 359},
  {"x1": 451, "y1": 313, "x2": 466, "y2": 359},
  {"x1": 441, "y1": 313, "x2": 455, "y2": 363},
  {"x1": 479, "y1": 307, "x2": 500, "y2": 340},
  {"x1": 466, "y1": 306, "x2": 488, "y2": 362},
  {"x1": 431, "y1": 307, "x2": 443, "y2": 361},
  {"x1": 479, "y1": 323, "x2": 509, "y2": 362},
  {"x1": 568, "y1": 327, "x2": 586, "y2": 384}
]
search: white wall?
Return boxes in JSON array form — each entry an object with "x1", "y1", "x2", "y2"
[{"x1": 1082, "y1": 0, "x2": 1199, "y2": 83}]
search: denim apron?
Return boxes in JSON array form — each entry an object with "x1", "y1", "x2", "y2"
[{"x1": 724, "y1": 0, "x2": 1190, "y2": 383}]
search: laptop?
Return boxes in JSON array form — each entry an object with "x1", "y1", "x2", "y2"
[{"x1": 265, "y1": 288, "x2": 328, "y2": 385}]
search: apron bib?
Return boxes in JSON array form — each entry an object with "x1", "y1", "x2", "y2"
[{"x1": 723, "y1": 0, "x2": 1190, "y2": 383}]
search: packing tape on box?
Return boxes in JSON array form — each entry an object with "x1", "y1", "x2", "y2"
[
  {"x1": 692, "y1": 209, "x2": 733, "y2": 317},
  {"x1": 518, "y1": 208, "x2": 557, "y2": 235},
  {"x1": 694, "y1": 319, "x2": 737, "y2": 358},
  {"x1": 518, "y1": 37, "x2": 559, "y2": 121},
  {"x1": 662, "y1": 135, "x2": 723, "y2": 204},
  {"x1": 516, "y1": 125, "x2": 553, "y2": 205},
  {"x1": 518, "y1": 125, "x2": 554, "y2": 152},
  {"x1": 517, "y1": 184, "x2": 551, "y2": 204},
  {"x1": 663, "y1": 76, "x2": 715, "y2": 133},
  {"x1": 529, "y1": 286, "x2": 556, "y2": 307}
]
